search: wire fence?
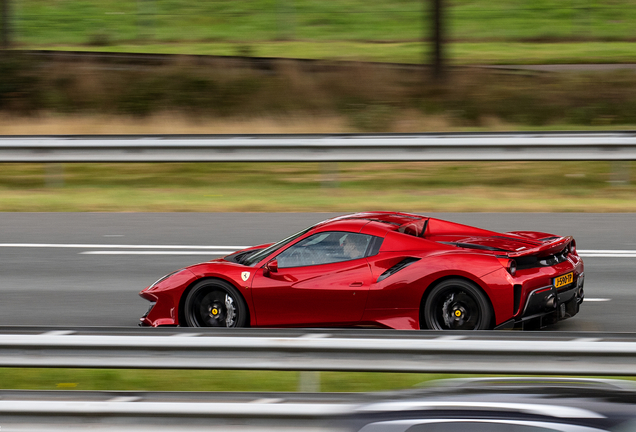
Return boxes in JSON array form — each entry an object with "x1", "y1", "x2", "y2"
[{"x1": 3, "y1": 0, "x2": 636, "y2": 47}]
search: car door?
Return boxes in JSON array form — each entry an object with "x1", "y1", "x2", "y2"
[{"x1": 250, "y1": 231, "x2": 377, "y2": 326}]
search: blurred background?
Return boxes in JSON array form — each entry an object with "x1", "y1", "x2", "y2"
[
  {"x1": 0, "y1": 0, "x2": 636, "y2": 395},
  {"x1": 2, "y1": 0, "x2": 636, "y2": 126},
  {"x1": 0, "y1": 0, "x2": 635, "y2": 211}
]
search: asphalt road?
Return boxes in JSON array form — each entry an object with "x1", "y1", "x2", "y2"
[{"x1": 1, "y1": 212, "x2": 634, "y2": 332}]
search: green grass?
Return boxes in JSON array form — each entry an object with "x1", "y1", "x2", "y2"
[
  {"x1": 2, "y1": 368, "x2": 636, "y2": 392},
  {"x1": 0, "y1": 368, "x2": 462, "y2": 392},
  {"x1": 0, "y1": 161, "x2": 634, "y2": 212},
  {"x1": 12, "y1": 0, "x2": 636, "y2": 44},
  {"x1": 10, "y1": 0, "x2": 636, "y2": 64}
]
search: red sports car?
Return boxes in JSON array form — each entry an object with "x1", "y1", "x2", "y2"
[{"x1": 139, "y1": 212, "x2": 584, "y2": 330}]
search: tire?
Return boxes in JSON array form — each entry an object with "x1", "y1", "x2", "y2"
[
  {"x1": 423, "y1": 278, "x2": 492, "y2": 330},
  {"x1": 183, "y1": 279, "x2": 248, "y2": 327}
]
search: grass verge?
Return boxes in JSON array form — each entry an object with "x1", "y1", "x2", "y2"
[
  {"x1": 1, "y1": 368, "x2": 461, "y2": 392},
  {"x1": 0, "y1": 161, "x2": 634, "y2": 213},
  {"x1": 3, "y1": 368, "x2": 635, "y2": 392}
]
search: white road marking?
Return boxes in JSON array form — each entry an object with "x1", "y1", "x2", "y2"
[
  {"x1": 1, "y1": 244, "x2": 634, "y2": 255},
  {"x1": 0, "y1": 244, "x2": 633, "y2": 254},
  {"x1": 579, "y1": 250, "x2": 636, "y2": 253},
  {"x1": 580, "y1": 254, "x2": 636, "y2": 257},
  {"x1": 583, "y1": 298, "x2": 611, "y2": 302},
  {"x1": 2, "y1": 243, "x2": 635, "y2": 258},
  {"x1": 0, "y1": 243, "x2": 246, "y2": 255},
  {"x1": 579, "y1": 250, "x2": 636, "y2": 258},
  {"x1": 80, "y1": 251, "x2": 235, "y2": 255}
]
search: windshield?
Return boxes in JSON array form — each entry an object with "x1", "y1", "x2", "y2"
[{"x1": 242, "y1": 226, "x2": 313, "y2": 267}]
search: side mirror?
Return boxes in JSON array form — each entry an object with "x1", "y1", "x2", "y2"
[{"x1": 264, "y1": 260, "x2": 278, "y2": 276}]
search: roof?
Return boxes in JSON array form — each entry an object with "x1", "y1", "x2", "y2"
[{"x1": 315, "y1": 212, "x2": 428, "y2": 237}]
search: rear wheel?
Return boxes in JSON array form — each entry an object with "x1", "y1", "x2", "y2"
[
  {"x1": 183, "y1": 279, "x2": 248, "y2": 327},
  {"x1": 423, "y1": 279, "x2": 492, "y2": 330}
]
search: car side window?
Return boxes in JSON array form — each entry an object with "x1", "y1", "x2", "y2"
[{"x1": 276, "y1": 231, "x2": 376, "y2": 268}]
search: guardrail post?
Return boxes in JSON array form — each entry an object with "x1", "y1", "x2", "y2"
[
  {"x1": 298, "y1": 371, "x2": 320, "y2": 392},
  {"x1": 609, "y1": 160, "x2": 630, "y2": 185},
  {"x1": 321, "y1": 162, "x2": 339, "y2": 189},
  {"x1": 45, "y1": 163, "x2": 64, "y2": 188}
]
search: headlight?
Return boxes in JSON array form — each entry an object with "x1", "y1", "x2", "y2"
[{"x1": 148, "y1": 270, "x2": 180, "y2": 290}]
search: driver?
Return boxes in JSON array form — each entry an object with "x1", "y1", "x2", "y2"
[{"x1": 342, "y1": 234, "x2": 367, "y2": 259}]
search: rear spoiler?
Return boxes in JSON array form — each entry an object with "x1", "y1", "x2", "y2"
[{"x1": 507, "y1": 236, "x2": 573, "y2": 258}]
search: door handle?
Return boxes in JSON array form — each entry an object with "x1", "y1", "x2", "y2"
[{"x1": 349, "y1": 282, "x2": 364, "y2": 287}]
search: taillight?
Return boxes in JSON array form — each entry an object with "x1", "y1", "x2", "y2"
[{"x1": 498, "y1": 258, "x2": 517, "y2": 276}]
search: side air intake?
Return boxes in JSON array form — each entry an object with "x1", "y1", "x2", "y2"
[{"x1": 377, "y1": 257, "x2": 421, "y2": 283}]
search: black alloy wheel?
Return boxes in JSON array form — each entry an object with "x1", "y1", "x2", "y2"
[
  {"x1": 183, "y1": 279, "x2": 248, "y2": 327},
  {"x1": 423, "y1": 278, "x2": 492, "y2": 330}
]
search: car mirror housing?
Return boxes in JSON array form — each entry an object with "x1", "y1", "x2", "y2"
[{"x1": 265, "y1": 260, "x2": 279, "y2": 276}]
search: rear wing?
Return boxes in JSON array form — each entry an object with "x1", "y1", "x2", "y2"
[{"x1": 507, "y1": 236, "x2": 573, "y2": 258}]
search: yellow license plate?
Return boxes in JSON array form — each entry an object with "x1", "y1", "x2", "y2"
[{"x1": 554, "y1": 272, "x2": 574, "y2": 289}]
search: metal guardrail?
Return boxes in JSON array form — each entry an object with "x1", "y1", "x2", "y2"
[
  {"x1": 2, "y1": 327, "x2": 636, "y2": 375},
  {"x1": 0, "y1": 389, "x2": 358, "y2": 432},
  {"x1": 1, "y1": 131, "x2": 636, "y2": 162}
]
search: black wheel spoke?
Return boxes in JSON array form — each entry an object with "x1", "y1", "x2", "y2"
[
  {"x1": 184, "y1": 281, "x2": 248, "y2": 328},
  {"x1": 424, "y1": 279, "x2": 492, "y2": 330}
]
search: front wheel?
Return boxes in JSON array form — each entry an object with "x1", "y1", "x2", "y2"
[
  {"x1": 183, "y1": 279, "x2": 248, "y2": 327},
  {"x1": 423, "y1": 279, "x2": 492, "y2": 330}
]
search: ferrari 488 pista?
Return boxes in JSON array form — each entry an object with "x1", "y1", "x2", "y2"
[{"x1": 139, "y1": 212, "x2": 584, "y2": 330}]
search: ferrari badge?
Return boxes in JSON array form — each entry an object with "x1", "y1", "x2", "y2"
[{"x1": 241, "y1": 272, "x2": 250, "y2": 281}]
